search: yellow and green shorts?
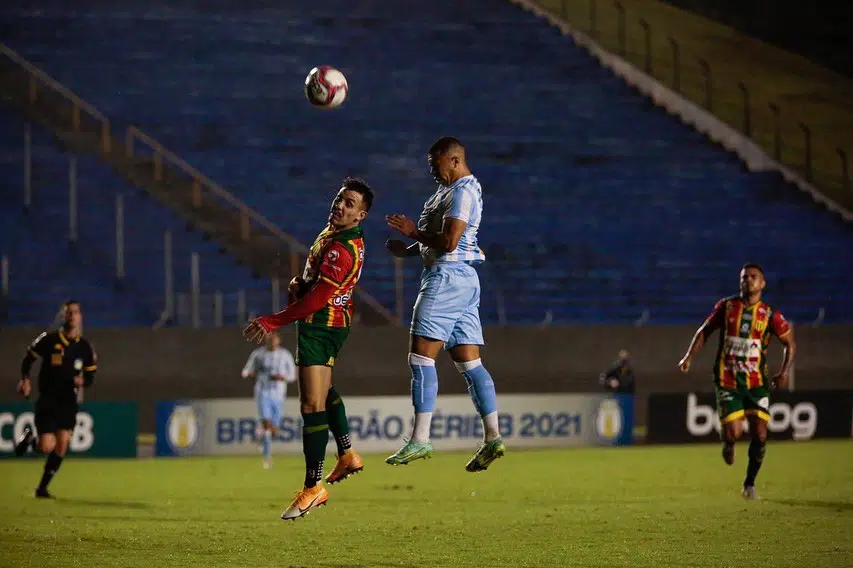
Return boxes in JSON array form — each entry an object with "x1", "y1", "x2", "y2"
[
  {"x1": 715, "y1": 386, "x2": 771, "y2": 424},
  {"x1": 296, "y1": 322, "x2": 350, "y2": 367}
]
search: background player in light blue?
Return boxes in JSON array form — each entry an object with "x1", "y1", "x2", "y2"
[
  {"x1": 241, "y1": 332, "x2": 296, "y2": 469},
  {"x1": 385, "y1": 136, "x2": 505, "y2": 472}
]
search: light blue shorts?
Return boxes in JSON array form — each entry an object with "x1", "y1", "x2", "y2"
[
  {"x1": 410, "y1": 262, "x2": 484, "y2": 350},
  {"x1": 256, "y1": 393, "x2": 283, "y2": 426}
]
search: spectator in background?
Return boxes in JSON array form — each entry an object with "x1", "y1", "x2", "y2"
[{"x1": 599, "y1": 349, "x2": 635, "y2": 394}]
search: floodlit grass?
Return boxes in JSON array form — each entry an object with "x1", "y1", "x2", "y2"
[{"x1": 1, "y1": 440, "x2": 851, "y2": 567}]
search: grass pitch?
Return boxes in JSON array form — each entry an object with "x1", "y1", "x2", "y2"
[{"x1": 1, "y1": 441, "x2": 851, "y2": 567}]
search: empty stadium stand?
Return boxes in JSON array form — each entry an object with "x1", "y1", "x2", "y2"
[{"x1": 1, "y1": 0, "x2": 850, "y2": 325}]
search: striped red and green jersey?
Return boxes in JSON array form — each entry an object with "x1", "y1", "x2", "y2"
[
  {"x1": 300, "y1": 224, "x2": 365, "y2": 328},
  {"x1": 704, "y1": 296, "x2": 791, "y2": 390}
]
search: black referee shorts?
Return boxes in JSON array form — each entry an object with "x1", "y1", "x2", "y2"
[{"x1": 34, "y1": 398, "x2": 79, "y2": 433}]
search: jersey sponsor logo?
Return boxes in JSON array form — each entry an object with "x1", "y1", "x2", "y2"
[
  {"x1": 723, "y1": 336, "x2": 761, "y2": 360},
  {"x1": 327, "y1": 249, "x2": 339, "y2": 262},
  {"x1": 332, "y1": 293, "x2": 351, "y2": 306},
  {"x1": 167, "y1": 405, "x2": 200, "y2": 452}
]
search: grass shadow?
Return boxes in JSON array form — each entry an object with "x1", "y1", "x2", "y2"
[
  {"x1": 767, "y1": 498, "x2": 853, "y2": 512},
  {"x1": 55, "y1": 498, "x2": 151, "y2": 509}
]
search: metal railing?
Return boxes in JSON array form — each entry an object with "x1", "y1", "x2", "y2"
[
  {"x1": 536, "y1": 0, "x2": 852, "y2": 207},
  {"x1": 0, "y1": 43, "x2": 113, "y2": 154},
  {"x1": 1, "y1": 42, "x2": 398, "y2": 327}
]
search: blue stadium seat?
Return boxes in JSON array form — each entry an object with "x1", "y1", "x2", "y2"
[{"x1": 1, "y1": 0, "x2": 851, "y2": 325}]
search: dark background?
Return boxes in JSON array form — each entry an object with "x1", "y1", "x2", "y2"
[{"x1": 661, "y1": 0, "x2": 853, "y2": 78}]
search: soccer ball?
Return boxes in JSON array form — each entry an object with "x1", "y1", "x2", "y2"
[{"x1": 304, "y1": 66, "x2": 348, "y2": 109}]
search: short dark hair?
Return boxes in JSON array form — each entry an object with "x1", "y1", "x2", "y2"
[
  {"x1": 429, "y1": 136, "x2": 465, "y2": 156},
  {"x1": 62, "y1": 299, "x2": 81, "y2": 309},
  {"x1": 341, "y1": 177, "x2": 374, "y2": 211},
  {"x1": 741, "y1": 263, "x2": 764, "y2": 276}
]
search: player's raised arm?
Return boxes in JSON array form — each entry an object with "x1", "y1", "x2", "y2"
[
  {"x1": 19, "y1": 332, "x2": 49, "y2": 397},
  {"x1": 770, "y1": 311, "x2": 796, "y2": 389},
  {"x1": 386, "y1": 214, "x2": 466, "y2": 254},
  {"x1": 243, "y1": 241, "x2": 355, "y2": 343},
  {"x1": 678, "y1": 299, "x2": 725, "y2": 373}
]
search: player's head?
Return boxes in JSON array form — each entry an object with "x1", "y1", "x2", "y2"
[
  {"x1": 330, "y1": 177, "x2": 373, "y2": 229},
  {"x1": 264, "y1": 332, "x2": 281, "y2": 350},
  {"x1": 617, "y1": 349, "x2": 630, "y2": 361},
  {"x1": 428, "y1": 136, "x2": 470, "y2": 186},
  {"x1": 739, "y1": 263, "x2": 766, "y2": 298},
  {"x1": 61, "y1": 300, "x2": 82, "y2": 331}
]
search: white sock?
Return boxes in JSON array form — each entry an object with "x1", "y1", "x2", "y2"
[
  {"x1": 483, "y1": 411, "x2": 500, "y2": 442},
  {"x1": 412, "y1": 412, "x2": 433, "y2": 444}
]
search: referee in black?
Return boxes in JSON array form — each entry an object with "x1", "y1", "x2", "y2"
[{"x1": 15, "y1": 300, "x2": 98, "y2": 498}]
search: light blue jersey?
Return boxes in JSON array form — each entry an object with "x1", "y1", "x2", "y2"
[
  {"x1": 242, "y1": 347, "x2": 296, "y2": 423},
  {"x1": 411, "y1": 174, "x2": 486, "y2": 349},
  {"x1": 418, "y1": 175, "x2": 486, "y2": 266}
]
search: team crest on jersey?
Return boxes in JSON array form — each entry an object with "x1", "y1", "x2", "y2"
[{"x1": 327, "y1": 249, "x2": 339, "y2": 262}]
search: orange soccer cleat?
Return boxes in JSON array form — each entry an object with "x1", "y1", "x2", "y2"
[
  {"x1": 280, "y1": 483, "x2": 329, "y2": 521},
  {"x1": 324, "y1": 450, "x2": 364, "y2": 485}
]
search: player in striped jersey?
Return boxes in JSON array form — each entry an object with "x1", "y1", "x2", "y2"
[
  {"x1": 243, "y1": 177, "x2": 373, "y2": 520},
  {"x1": 678, "y1": 263, "x2": 796, "y2": 500},
  {"x1": 385, "y1": 136, "x2": 505, "y2": 472}
]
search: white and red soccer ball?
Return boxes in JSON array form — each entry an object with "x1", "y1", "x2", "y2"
[{"x1": 304, "y1": 66, "x2": 348, "y2": 109}]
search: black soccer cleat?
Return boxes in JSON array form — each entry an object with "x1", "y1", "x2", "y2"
[
  {"x1": 722, "y1": 442, "x2": 735, "y2": 466},
  {"x1": 34, "y1": 487, "x2": 54, "y2": 499},
  {"x1": 14, "y1": 426, "x2": 34, "y2": 457}
]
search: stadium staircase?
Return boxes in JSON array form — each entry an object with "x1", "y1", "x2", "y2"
[
  {"x1": 0, "y1": 44, "x2": 396, "y2": 326},
  {"x1": 1, "y1": 1, "x2": 851, "y2": 325}
]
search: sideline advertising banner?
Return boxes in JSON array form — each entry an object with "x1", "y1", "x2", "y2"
[
  {"x1": 647, "y1": 390, "x2": 853, "y2": 444},
  {"x1": 155, "y1": 393, "x2": 634, "y2": 457},
  {"x1": 0, "y1": 401, "x2": 138, "y2": 458}
]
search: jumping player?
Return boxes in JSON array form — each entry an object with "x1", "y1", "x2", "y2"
[
  {"x1": 385, "y1": 136, "x2": 505, "y2": 472},
  {"x1": 678, "y1": 263, "x2": 796, "y2": 499},
  {"x1": 15, "y1": 300, "x2": 97, "y2": 498},
  {"x1": 243, "y1": 177, "x2": 372, "y2": 520}
]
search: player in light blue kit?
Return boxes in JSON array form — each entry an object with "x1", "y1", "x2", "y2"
[
  {"x1": 385, "y1": 136, "x2": 505, "y2": 472},
  {"x1": 241, "y1": 332, "x2": 296, "y2": 469}
]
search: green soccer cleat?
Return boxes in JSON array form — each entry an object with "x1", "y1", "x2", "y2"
[
  {"x1": 385, "y1": 440, "x2": 433, "y2": 465},
  {"x1": 465, "y1": 438, "x2": 506, "y2": 472}
]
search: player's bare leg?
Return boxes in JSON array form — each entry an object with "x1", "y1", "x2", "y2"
[
  {"x1": 325, "y1": 385, "x2": 364, "y2": 484},
  {"x1": 721, "y1": 418, "x2": 743, "y2": 466},
  {"x1": 451, "y1": 344, "x2": 505, "y2": 472},
  {"x1": 258, "y1": 419, "x2": 275, "y2": 469},
  {"x1": 385, "y1": 336, "x2": 443, "y2": 465},
  {"x1": 35, "y1": 430, "x2": 69, "y2": 499},
  {"x1": 282, "y1": 366, "x2": 331, "y2": 520},
  {"x1": 742, "y1": 415, "x2": 768, "y2": 500}
]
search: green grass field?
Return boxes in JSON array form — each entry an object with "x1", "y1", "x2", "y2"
[{"x1": 1, "y1": 441, "x2": 852, "y2": 567}]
